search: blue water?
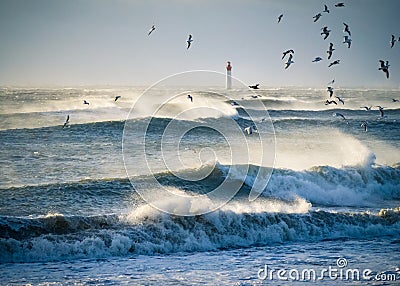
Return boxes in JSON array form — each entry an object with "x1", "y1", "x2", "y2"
[{"x1": 1, "y1": 87, "x2": 400, "y2": 284}]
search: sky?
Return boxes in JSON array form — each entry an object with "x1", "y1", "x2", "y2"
[{"x1": 0, "y1": 0, "x2": 399, "y2": 88}]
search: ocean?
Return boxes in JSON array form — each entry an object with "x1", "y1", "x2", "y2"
[{"x1": 1, "y1": 84, "x2": 400, "y2": 285}]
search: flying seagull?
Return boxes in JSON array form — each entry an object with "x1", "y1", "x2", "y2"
[
  {"x1": 390, "y1": 35, "x2": 396, "y2": 48},
  {"x1": 360, "y1": 121, "x2": 368, "y2": 132},
  {"x1": 328, "y1": 79, "x2": 335, "y2": 85},
  {"x1": 148, "y1": 25, "x2": 156, "y2": 36},
  {"x1": 335, "y1": 96, "x2": 345, "y2": 105},
  {"x1": 249, "y1": 84, "x2": 260, "y2": 89},
  {"x1": 333, "y1": 112, "x2": 348, "y2": 123},
  {"x1": 343, "y1": 36, "x2": 352, "y2": 48},
  {"x1": 313, "y1": 13, "x2": 322, "y2": 22},
  {"x1": 244, "y1": 126, "x2": 253, "y2": 135},
  {"x1": 328, "y1": 60, "x2": 340, "y2": 67},
  {"x1": 83, "y1": 100, "x2": 89, "y2": 105},
  {"x1": 63, "y1": 115, "x2": 70, "y2": 128},
  {"x1": 285, "y1": 54, "x2": 294, "y2": 69},
  {"x1": 343, "y1": 23, "x2": 351, "y2": 36},
  {"x1": 323, "y1": 4, "x2": 330, "y2": 13},
  {"x1": 327, "y1": 42, "x2": 335, "y2": 59},
  {"x1": 325, "y1": 100, "x2": 337, "y2": 105},
  {"x1": 327, "y1": 86, "x2": 334, "y2": 97},
  {"x1": 282, "y1": 49, "x2": 295, "y2": 59},
  {"x1": 335, "y1": 3, "x2": 345, "y2": 7},
  {"x1": 115, "y1": 96, "x2": 121, "y2": 102},
  {"x1": 187, "y1": 94, "x2": 193, "y2": 102},
  {"x1": 321, "y1": 26, "x2": 331, "y2": 40},
  {"x1": 360, "y1": 106, "x2": 372, "y2": 111},
  {"x1": 392, "y1": 99, "x2": 399, "y2": 102},
  {"x1": 278, "y1": 14, "x2": 283, "y2": 23},
  {"x1": 375, "y1": 106, "x2": 385, "y2": 118},
  {"x1": 312, "y1": 57, "x2": 323, "y2": 62},
  {"x1": 187, "y1": 34, "x2": 193, "y2": 49},
  {"x1": 378, "y1": 60, "x2": 390, "y2": 79}
]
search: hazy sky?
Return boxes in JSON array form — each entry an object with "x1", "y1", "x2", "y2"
[{"x1": 0, "y1": 0, "x2": 399, "y2": 87}]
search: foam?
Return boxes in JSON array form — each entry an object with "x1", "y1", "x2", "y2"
[{"x1": 1, "y1": 205, "x2": 399, "y2": 263}]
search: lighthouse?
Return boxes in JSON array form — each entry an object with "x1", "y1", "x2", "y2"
[{"x1": 226, "y1": 61, "x2": 232, "y2": 89}]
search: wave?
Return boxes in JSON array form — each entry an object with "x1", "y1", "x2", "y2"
[
  {"x1": 2, "y1": 161, "x2": 400, "y2": 216},
  {"x1": 240, "y1": 163, "x2": 400, "y2": 207},
  {"x1": 1, "y1": 206, "x2": 399, "y2": 263}
]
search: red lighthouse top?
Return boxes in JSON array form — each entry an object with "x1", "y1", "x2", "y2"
[{"x1": 226, "y1": 61, "x2": 232, "y2": 71}]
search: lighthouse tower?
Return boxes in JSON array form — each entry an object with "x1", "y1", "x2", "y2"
[{"x1": 226, "y1": 61, "x2": 232, "y2": 89}]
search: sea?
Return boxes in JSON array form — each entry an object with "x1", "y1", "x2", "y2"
[{"x1": 1, "y1": 84, "x2": 400, "y2": 285}]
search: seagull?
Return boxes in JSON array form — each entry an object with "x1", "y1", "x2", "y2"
[
  {"x1": 148, "y1": 25, "x2": 156, "y2": 36},
  {"x1": 282, "y1": 49, "x2": 295, "y2": 59},
  {"x1": 328, "y1": 60, "x2": 340, "y2": 67},
  {"x1": 325, "y1": 100, "x2": 337, "y2": 105},
  {"x1": 335, "y1": 2, "x2": 345, "y2": 7},
  {"x1": 360, "y1": 106, "x2": 372, "y2": 111},
  {"x1": 321, "y1": 26, "x2": 331, "y2": 40},
  {"x1": 187, "y1": 94, "x2": 193, "y2": 102},
  {"x1": 312, "y1": 57, "x2": 323, "y2": 62},
  {"x1": 390, "y1": 35, "x2": 396, "y2": 48},
  {"x1": 361, "y1": 121, "x2": 368, "y2": 131},
  {"x1": 333, "y1": 112, "x2": 348, "y2": 123},
  {"x1": 375, "y1": 106, "x2": 385, "y2": 118},
  {"x1": 244, "y1": 126, "x2": 253, "y2": 135},
  {"x1": 278, "y1": 14, "x2": 283, "y2": 23},
  {"x1": 328, "y1": 79, "x2": 335, "y2": 85},
  {"x1": 83, "y1": 100, "x2": 90, "y2": 105},
  {"x1": 327, "y1": 43, "x2": 335, "y2": 59},
  {"x1": 343, "y1": 23, "x2": 351, "y2": 36},
  {"x1": 63, "y1": 115, "x2": 70, "y2": 128},
  {"x1": 285, "y1": 54, "x2": 294, "y2": 69},
  {"x1": 378, "y1": 60, "x2": 390, "y2": 79},
  {"x1": 392, "y1": 99, "x2": 399, "y2": 102},
  {"x1": 335, "y1": 96, "x2": 345, "y2": 105},
  {"x1": 313, "y1": 13, "x2": 322, "y2": 22},
  {"x1": 187, "y1": 34, "x2": 193, "y2": 49},
  {"x1": 249, "y1": 84, "x2": 260, "y2": 89},
  {"x1": 323, "y1": 4, "x2": 330, "y2": 13},
  {"x1": 115, "y1": 96, "x2": 121, "y2": 102},
  {"x1": 327, "y1": 86, "x2": 334, "y2": 97},
  {"x1": 343, "y1": 36, "x2": 352, "y2": 48}
]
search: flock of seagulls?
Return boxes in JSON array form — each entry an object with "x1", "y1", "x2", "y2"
[
  {"x1": 62, "y1": 95, "x2": 122, "y2": 128},
  {"x1": 147, "y1": 24, "x2": 194, "y2": 50},
  {"x1": 62, "y1": 3, "x2": 397, "y2": 136},
  {"x1": 279, "y1": 3, "x2": 353, "y2": 70},
  {"x1": 269, "y1": 2, "x2": 397, "y2": 134}
]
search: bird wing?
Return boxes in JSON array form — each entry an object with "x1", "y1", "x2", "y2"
[{"x1": 384, "y1": 69, "x2": 389, "y2": 79}]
